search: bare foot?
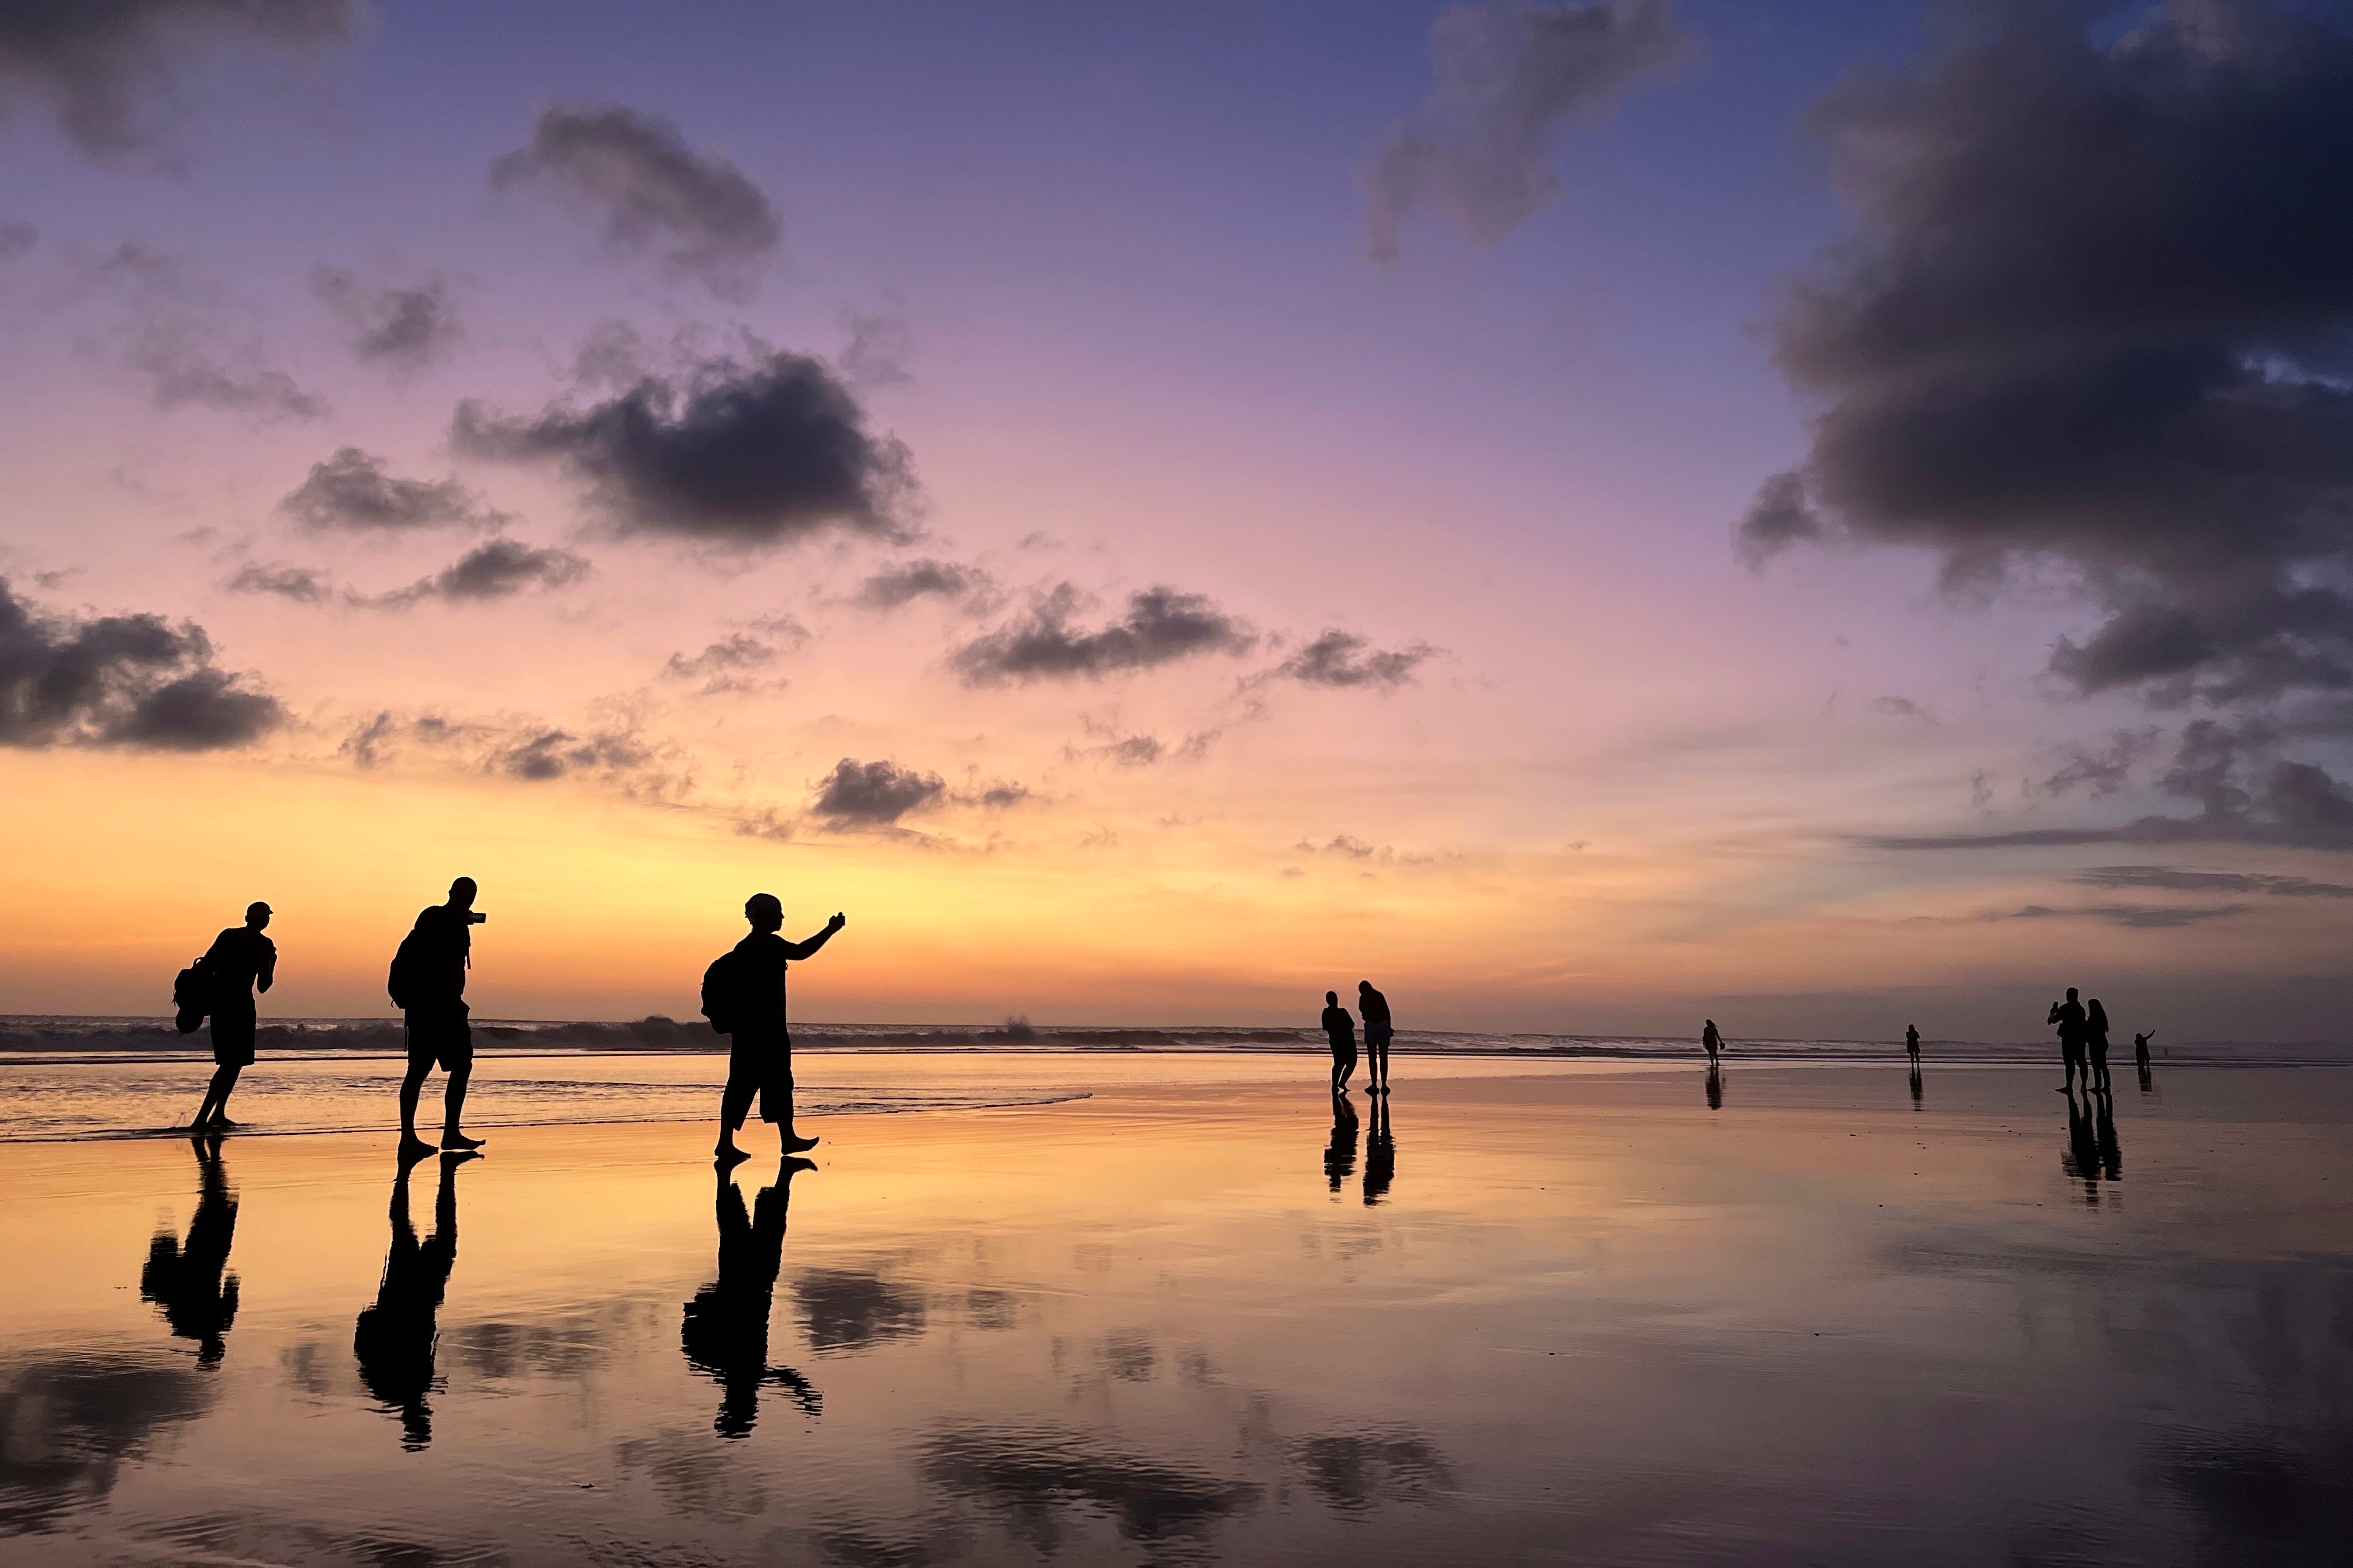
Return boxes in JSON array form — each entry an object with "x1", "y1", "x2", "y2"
[
  {"x1": 782, "y1": 1133, "x2": 820, "y2": 1153},
  {"x1": 714, "y1": 1143, "x2": 749, "y2": 1165},
  {"x1": 441, "y1": 1131, "x2": 485, "y2": 1151},
  {"x1": 397, "y1": 1137, "x2": 437, "y2": 1168}
]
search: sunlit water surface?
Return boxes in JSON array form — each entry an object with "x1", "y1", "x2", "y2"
[{"x1": 2, "y1": 1058, "x2": 2348, "y2": 1564}]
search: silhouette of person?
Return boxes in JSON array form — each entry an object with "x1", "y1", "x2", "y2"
[
  {"x1": 1705, "y1": 1058, "x2": 1723, "y2": 1110},
  {"x1": 1323, "y1": 1091, "x2": 1359, "y2": 1191},
  {"x1": 1357, "y1": 981, "x2": 1393, "y2": 1095},
  {"x1": 1321, "y1": 991, "x2": 1357, "y2": 1094},
  {"x1": 354, "y1": 1149, "x2": 472, "y2": 1450},
  {"x1": 714, "y1": 895, "x2": 845, "y2": 1162},
  {"x1": 2134, "y1": 1029, "x2": 2155, "y2": 1065},
  {"x1": 2085, "y1": 996, "x2": 2114, "y2": 1094},
  {"x1": 1905, "y1": 1024, "x2": 1920, "y2": 1061},
  {"x1": 1702, "y1": 1019, "x2": 1723, "y2": 1064},
  {"x1": 1363, "y1": 1093, "x2": 1394, "y2": 1206},
  {"x1": 393, "y1": 878, "x2": 486, "y2": 1156},
  {"x1": 140, "y1": 1135, "x2": 240, "y2": 1365},
  {"x1": 682, "y1": 1159, "x2": 821, "y2": 1438},
  {"x1": 2047, "y1": 988, "x2": 2086, "y2": 1093},
  {"x1": 186, "y1": 902, "x2": 276, "y2": 1131}
]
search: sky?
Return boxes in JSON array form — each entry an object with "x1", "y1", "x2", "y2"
[{"x1": 3, "y1": 0, "x2": 2351, "y2": 1040}]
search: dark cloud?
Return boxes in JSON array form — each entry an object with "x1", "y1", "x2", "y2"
[
  {"x1": 487, "y1": 725, "x2": 652, "y2": 783},
  {"x1": 224, "y1": 562, "x2": 331, "y2": 603},
  {"x1": 375, "y1": 539, "x2": 590, "y2": 607},
  {"x1": 282, "y1": 447, "x2": 503, "y2": 532},
  {"x1": 1740, "y1": 1, "x2": 2353, "y2": 717},
  {"x1": 488, "y1": 103, "x2": 780, "y2": 295},
  {"x1": 0, "y1": 0, "x2": 357, "y2": 160},
  {"x1": 2071, "y1": 864, "x2": 2353, "y2": 898},
  {"x1": 975, "y1": 781, "x2": 1029, "y2": 809},
  {"x1": 951, "y1": 584, "x2": 1256, "y2": 686},
  {"x1": 2042, "y1": 726, "x2": 2160, "y2": 798},
  {"x1": 1364, "y1": 0, "x2": 1690, "y2": 262},
  {"x1": 452, "y1": 347, "x2": 917, "y2": 549},
  {"x1": 312, "y1": 266, "x2": 463, "y2": 370},
  {"x1": 0, "y1": 576, "x2": 281, "y2": 749},
  {"x1": 665, "y1": 632, "x2": 778, "y2": 688},
  {"x1": 1996, "y1": 902, "x2": 2248, "y2": 929},
  {"x1": 1301, "y1": 833, "x2": 1385, "y2": 860},
  {"x1": 810, "y1": 757, "x2": 947, "y2": 826},
  {"x1": 1869, "y1": 695, "x2": 1932, "y2": 722},
  {"x1": 1276, "y1": 629, "x2": 1440, "y2": 690},
  {"x1": 855, "y1": 558, "x2": 994, "y2": 612},
  {"x1": 94, "y1": 240, "x2": 326, "y2": 421},
  {"x1": 341, "y1": 708, "x2": 685, "y2": 799},
  {"x1": 1865, "y1": 722, "x2": 2353, "y2": 850}
]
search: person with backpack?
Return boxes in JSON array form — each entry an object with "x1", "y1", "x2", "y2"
[
  {"x1": 183, "y1": 902, "x2": 276, "y2": 1131},
  {"x1": 706, "y1": 894, "x2": 846, "y2": 1162},
  {"x1": 390, "y1": 878, "x2": 487, "y2": 1157}
]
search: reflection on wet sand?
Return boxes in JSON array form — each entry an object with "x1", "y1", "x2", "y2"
[
  {"x1": 2061, "y1": 1091, "x2": 2125, "y2": 1204},
  {"x1": 1909, "y1": 1061, "x2": 1923, "y2": 1110},
  {"x1": 0, "y1": 1355, "x2": 213, "y2": 1532},
  {"x1": 920, "y1": 1424, "x2": 1261, "y2": 1555},
  {"x1": 1293, "y1": 1430, "x2": 1454, "y2": 1512},
  {"x1": 1322, "y1": 1093, "x2": 1358, "y2": 1192},
  {"x1": 140, "y1": 1137, "x2": 239, "y2": 1366},
  {"x1": 681, "y1": 1158, "x2": 820, "y2": 1437},
  {"x1": 794, "y1": 1265, "x2": 927, "y2": 1355},
  {"x1": 1363, "y1": 1095, "x2": 1394, "y2": 1206},
  {"x1": 352, "y1": 1151, "x2": 471, "y2": 1450}
]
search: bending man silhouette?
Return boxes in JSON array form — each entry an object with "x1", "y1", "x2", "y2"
[
  {"x1": 354, "y1": 1149, "x2": 469, "y2": 1451},
  {"x1": 683, "y1": 1158, "x2": 821, "y2": 1438},
  {"x1": 1322, "y1": 991, "x2": 1357, "y2": 1094},
  {"x1": 187, "y1": 902, "x2": 275, "y2": 1131},
  {"x1": 392, "y1": 878, "x2": 486, "y2": 1156},
  {"x1": 2047, "y1": 988, "x2": 2086, "y2": 1094},
  {"x1": 140, "y1": 1135, "x2": 240, "y2": 1365},
  {"x1": 714, "y1": 895, "x2": 845, "y2": 1161},
  {"x1": 1358, "y1": 981, "x2": 1393, "y2": 1094}
]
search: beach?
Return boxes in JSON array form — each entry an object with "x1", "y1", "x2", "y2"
[{"x1": 4, "y1": 1053, "x2": 2349, "y2": 1564}]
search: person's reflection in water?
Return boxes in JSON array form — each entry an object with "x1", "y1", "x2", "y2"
[
  {"x1": 140, "y1": 1135, "x2": 239, "y2": 1366},
  {"x1": 2060, "y1": 1091, "x2": 2105, "y2": 1206},
  {"x1": 1705, "y1": 1060, "x2": 1723, "y2": 1110},
  {"x1": 1362, "y1": 1094, "x2": 1394, "y2": 1206},
  {"x1": 2138, "y1": 1060, "x2": 2156, "y2": 1095},
  {"x1": 1322, "y1": 1093, "x2": 1359, "y2": 1193},
  {"x1": 354, "y1": 1148, "x2": 473, "y2": 1450},
  {"x1": 683, "y1": 1158, "x2": 821, "y2": 1438},
  {"x1": 1909, "y1": 1059, "x2": 1923, "y2": 1110},
  {"x1": 2094, "y1": 1091, "x2": 2124, "y2": 1182}
]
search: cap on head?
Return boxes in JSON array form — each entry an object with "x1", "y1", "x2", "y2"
[
  {"x1": 246, "y1": 901, "x2": 271, "y2": 919},
  {"x1": 745, "y1": 893, "x2": 783, "y2": 920}
]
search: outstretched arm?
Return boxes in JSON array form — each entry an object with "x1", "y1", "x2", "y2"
[{"x1": 782, "y1": 913, "x2": 846, "y2": 961}]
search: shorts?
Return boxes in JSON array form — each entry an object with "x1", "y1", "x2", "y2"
[
  {"x1": 405, "y1": 1008, "x2": 474, "y2": 1074},
  {"x1": 1329, "y1": 1040, "x2": 1357, "y2": 1070},
  {"x1": 1366, "y1": 1027, "x2": 1393, "y2": 1049},
  {"x1": 727, "y1": 1029, "x2": 794, "y2": 1123},
  {"x1": 210, "y1": 1006, "x2": 256, "y2": 1068}
]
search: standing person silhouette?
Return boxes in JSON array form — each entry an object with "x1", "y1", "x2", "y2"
[
  {"x1": 1357, "y1": 981, "x2": 1393, "y2": 1095},
  {"x1": 186, "y1": 902, "x2": 275, "y2": 1131},
  {"x1": 1702, "y1": 1019, "x2": 1723, "y2": 1065},
  {"x1": 2048, "y1": 988, "x2": 2086, "y2": 1094},
  {"x1": 1905, "y1": 1024, "x2": 1920, "y2": 1062},
  {"x1": 711, "y1": 895, "x2": 845, "y2": 1162},
  {"x1": 2085, "y1": 997, "x2": 2114, "y2": 1093},
  {"x1": 2134, "y1": 1029, "x2": 2155, "y2": 1065},
  {"x1": 1321, "y1": 991, "x2": 1357, "y2": 1095},
  {"x1": 391, "y1": 878, "x2": 486, "y2": 1157}
]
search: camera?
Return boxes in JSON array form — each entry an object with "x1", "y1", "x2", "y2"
[{"x1": 467, "y1": 911, "x2": 488, "y2": 925}]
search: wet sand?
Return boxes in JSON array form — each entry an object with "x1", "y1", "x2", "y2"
[{"x1": 3, "y1": 1058, "x2": 2349, "y2": 1564}]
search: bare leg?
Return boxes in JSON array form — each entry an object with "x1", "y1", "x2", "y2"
[
  {"x1": 717, "y1": 1065, "x2": 755, "y2": 1159},
  {"x1": 441, "y1": 1060, "x2": 482, "y2": 1150},
  {"x1": 399, "y1": 1061, "x2": 434, "y2": 1152},
  {"x1": 191, "y1": 1062, "x2": 241, "y2": 1128}
]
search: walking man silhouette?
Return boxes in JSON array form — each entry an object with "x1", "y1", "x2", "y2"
[
  {"x1": 392, "y1": 878, "x2": 486, "y2": 1156},
  {"x1": 711, "y1": 895, "x2": 845, "y2": 1162},
  {"x1": 1322, "y1": 991, "x2": 1357, "y2": 1095},
  {"x1": 1702, "y1": 1019, "x2": 1723, "y2": 1065},
  {"x1": 187, "y1": 902, "x2": 275, "y2": 1131},
  {"x1": 2047, "y1": 987, "x2": 2086, "y2": 1094},
  {"x1": 1357, "y1": 980, "x2": 1393, "y2": 1094}
]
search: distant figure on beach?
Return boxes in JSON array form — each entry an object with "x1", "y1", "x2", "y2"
[
  {"x1": 706, "y1": 895, "x2": 845, "y2": 1162},
  {"x1": 1905, "y1": 1024, "x2": 1920, "y2": 1060},
  {"x1": 2134, "y1": 1029, "x2": 2155, "y2": 1064},
  {"x1": 389, "y1": 878, "x2": 486, "y2": 1157},
  {"x1": 1702, "y1": 1019, "x2": 1723, "y2": 1064},
  {"x1": 1358, "y1": 981, "x2": 1394, "y2": 1094},
  {"x1": 140, "y1": 1136, "x2": 239, "y2": 1365},
  {"x1": 683, "y1": 1159, "x2": 821, "y2": 1438},
  {"x1": 184, "y1": 902, "x2": 276, "y2": 1131},
  {"x1": 2047, "y1": 988, "x2": 2086, "y2": 1094},
  {"x1": 1363, "y1": 1094, "x2": 1394, "y2": 1205},
  {"x1": 354, "y1": 1150, "x2": 471, "y2": 1450},
  {"x1": 1322, "y1": 991, "x2": 1357, "y2": 1093},
  {"x1": 1324, "y1": 1092, "x2": 1359, "y2": 1191},
  {"x1": 2085, "y1": 997, "x2": 2113, "y2": 1093}
]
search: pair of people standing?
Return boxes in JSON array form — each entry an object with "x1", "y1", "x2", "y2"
[
  {"x1": 2047, "y1": 987, "x2": 2115, "y2": 1094},
  {"x1": 1320, "y1": 981, "x2": 1393, "y2": 1094}
]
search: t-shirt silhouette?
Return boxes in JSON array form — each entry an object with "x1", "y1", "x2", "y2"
[
  {"x1": 1322, "y1": 1005, "x2": 1355, "y2": 1047},
  {"x1": 730, "y1": 932, "x2": 790, "y2": 1031},
  {"x1": 204, "y1": 927, "x2": 275, "y2": 1009}
]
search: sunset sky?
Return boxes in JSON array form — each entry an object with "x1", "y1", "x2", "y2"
[{"x1": 4, "y1": 1, "x2": 2350, "y2": 1040}]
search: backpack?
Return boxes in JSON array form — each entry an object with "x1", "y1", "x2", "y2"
[
  {"x1": 172, "y1": 957, "x2": 213, "y2": 1034},
  {"x1": 388, "y1": 927, "x2": 429, "y2": 1011},
  {"x1": 700, "y1": 949, "x2": 747, "y2": 1034}
]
